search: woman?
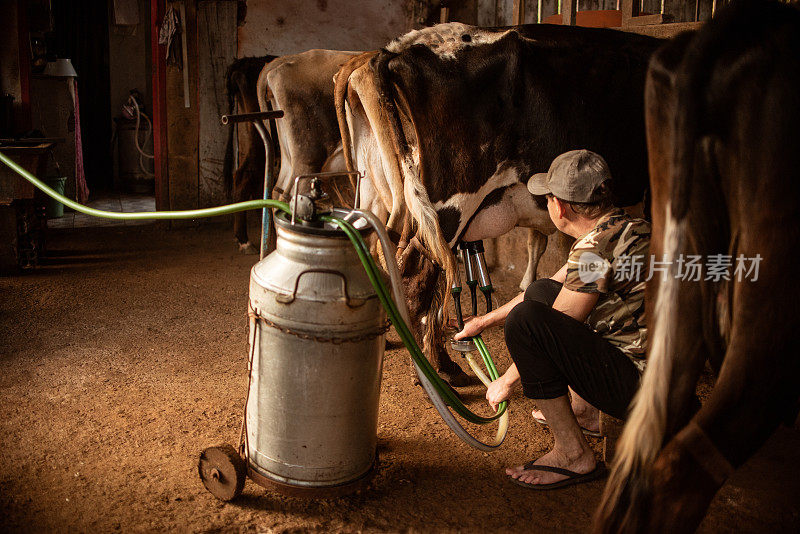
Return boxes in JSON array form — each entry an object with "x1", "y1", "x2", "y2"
[{"x1": 455, "y1": 149, "x2": 650, "y2": 489}]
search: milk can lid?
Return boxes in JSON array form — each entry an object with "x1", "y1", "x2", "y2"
[{"x1": 275, "y1": 208, "x2": 374, "y2": 238}]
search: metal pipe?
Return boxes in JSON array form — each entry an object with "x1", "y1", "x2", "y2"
[
  {"x1": 451, "y1": 251, "x2": 465, "y2": 330},
  {"x1": 459, "y1": 242, "x2": 478, "y2": 316},
  {"x1": 252, "y1": 120, "x2": 275, "y2": 260},
  {"x1": 468, "y1": 241, "x2": 494, "y2": 314},
  {"x1": 219, "y1": 109, "x2": 285, "y2": 259},
  {"x1": 220, "y1": 110, "x2": 284, "y2": 124}
]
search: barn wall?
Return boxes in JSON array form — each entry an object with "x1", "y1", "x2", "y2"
[
  {"x1": 237, "y1": 0, "x2": 417, "y2": 57},
  {"x1": 477, "y1": 0, "x2": 714, "y2": 26},
  {"x1": 197, "y1": 0, "x2": 237, "y2": 207},
  {"x1": 166, "y1": 1, "x2": 200, "y2": 211},
  {"x1": 0, "y1": 1, "x2": 26, "y2": 133},
  {"x1": 29, "y1": 78, "x2": 76, "y2": 197},
  {"x1": 108, "y1": 0, "x2": 153, "y2": 191}
]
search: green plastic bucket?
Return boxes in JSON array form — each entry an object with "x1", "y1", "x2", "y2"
[{"x1": 43, "y1": 176, "x2": 67, "y2": 218}]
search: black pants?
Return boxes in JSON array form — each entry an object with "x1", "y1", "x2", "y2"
[{"x1": 504, "y1": 279, "x2": 641, "y2": 420}]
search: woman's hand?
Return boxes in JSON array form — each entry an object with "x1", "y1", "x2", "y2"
[
  {"x1": 453, "y1": 315, "x2": 486, "y2": 340},
  {"x1": 486, "y1": 376, "x2": 512, "y2": 411}
]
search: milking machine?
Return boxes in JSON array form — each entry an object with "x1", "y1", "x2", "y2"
[{"x1": 0, "y1": 110, "x2": 510, "y2": 503}]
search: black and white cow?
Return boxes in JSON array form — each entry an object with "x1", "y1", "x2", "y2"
[{"x1": 336, "y1": 23, "x2": 662, "y2": 385}]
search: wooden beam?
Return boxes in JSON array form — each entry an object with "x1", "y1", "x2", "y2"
[
  {"x1": 166, "y1": 0, "x2": 199, "y2": 212},
  {"x1": 512, "y1": 0, "x2": 525, "y2": 25},
  {"x1": 625, "y1": 13, "x2": 664, "y2": 26},
  {"x1": 150, "y1": 0, "x2": 168, "y2": 210},
  {"x1": 562, "y1": 0, "x2": 577, "y2": 26},
  {"x1": 16, "y1": 0, "x2": 31, "y2": 132},
  {"x1": 197, "y1": 0, "x2": 236, "y2": 207},
  {"x1": 622, "y1": 0, "x2": 663, "y2": 28},
  {"x1": 622, "y1": 20, "x2": 703, "y2": 38},
  {"x1": 621, "y1": 0, "x2": 634, "y2": 26}
]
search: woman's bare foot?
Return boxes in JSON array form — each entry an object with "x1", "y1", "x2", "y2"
[
  {"x1": 532, "y1": 403, "x2": 600, "y2": 434},
  {"x1": 506, "y1": 445, "x2": 597, "y2": 485}
]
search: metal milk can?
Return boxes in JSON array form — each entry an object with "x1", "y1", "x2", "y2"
[{"x1": 245, "y1": 209, "x2": 387, "y2": 495}]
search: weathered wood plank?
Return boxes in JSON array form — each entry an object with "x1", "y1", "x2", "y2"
[
  {"x1": 197, "y1": 0, "x2": 237, "y2": 208},
  {"x1": 166, "y1": 0, "x2": 199, "y2": 211},
  {"x1": 623, "y1": 20, "x2": 703, "y2": 38}
]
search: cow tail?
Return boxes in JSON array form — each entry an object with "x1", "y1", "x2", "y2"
[
  {"x1": 595, "y1": 206, "x2": 685, "y2": 533},
  {"x1": 335, "y1": 53, "x2": 373, "y2": 178},
  {"x1": 371, "y1": 51, "x2": 458, "y2": 307}
]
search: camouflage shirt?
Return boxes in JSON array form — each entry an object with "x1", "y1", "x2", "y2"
[{"x1": 564, "y1": 208, "x2": 650, "y2": 371}]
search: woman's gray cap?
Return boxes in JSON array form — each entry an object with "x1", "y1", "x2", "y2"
[{"x1": 527, "y1": 149, "x2": 612, "y2": 203}]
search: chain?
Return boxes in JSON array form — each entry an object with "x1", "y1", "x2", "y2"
[{"x1": 248, "y1": 304, "x2": 390, "y2": 344}]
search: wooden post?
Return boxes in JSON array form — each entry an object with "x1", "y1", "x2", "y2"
[
  {"x1": 622, "y1": 0, "x2": 663, "y2": 27},
  {"x1": 562, "y1": 0, "x2": 577, "y2": 26},
  {"x1": 197, "y1": 0, "x2": 237, "y2": 207},
  {"x1": 16, "y1": 0, "x2": 32, "y2": 132},
  {"x1": 166, "y1": 0, "x2": 199, "y2": 212},
  {"x1": 513, "y1": 0, "x2": 525, "y2": 25},
  {"x1": 150, "y1": 0, "x2": 168, "y2": 210}
]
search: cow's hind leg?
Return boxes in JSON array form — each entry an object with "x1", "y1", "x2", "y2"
[
  {"x1": 401, "y1": 246, "x2": 471, "y2": 387},
  {"x1": 233, "y1": 151, "x2": 265, "y2": 255},
  {"x1": 646, "y1": 273, "x2": 800, "y2": 532},
  {"x1": 519, "y1": 229, "x2": 548, "y2": 290},
  {"x1": 596, "y1": 212, "x2": 711, "y2": 534},
  {"x1": 232, "y1": 165, "x2": 257, "y2": 254}
]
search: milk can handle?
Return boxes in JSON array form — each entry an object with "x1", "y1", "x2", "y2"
[{"x1": 275, "y1": 268, "x2": 366, "y2": 308}]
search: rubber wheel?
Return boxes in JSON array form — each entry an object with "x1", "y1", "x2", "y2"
[{"x1": 198, "y1": 444, "x2": 247, "y2": 501}]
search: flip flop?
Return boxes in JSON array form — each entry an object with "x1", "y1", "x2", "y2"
[
  {"x1": 508, "y1": 461, "x2": 608, "y2": 490},
  {"x1": 532, "y1": 413, "x2": 603, "y2": 438}
]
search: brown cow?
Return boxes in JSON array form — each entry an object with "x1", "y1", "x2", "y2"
[
  {"x1": 595, "y1": 1, "x2": 800, "y2": 532},
  {"x1": 257, "y1": 49, "x2": 362, "y2": 207},
  {"x1": 223, "y1": 55, "x2": 276, "y2": 254}
]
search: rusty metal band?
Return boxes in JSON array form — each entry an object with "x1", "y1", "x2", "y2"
[
  {"x1": 247, "y1": 303, "x2": 390, "y2": 344},
  {"x1": 246, "y1": 462, "x2": 375, "y2": 498}
]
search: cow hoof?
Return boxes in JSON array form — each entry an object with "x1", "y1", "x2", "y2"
[
  {"x1": 384, "y1": 338, "x2": 404, "y2": 350},
  {"x1": 238, "y1": 242, "x2": 258, "y2": 255},
  {"x1": 439, "y1": 365, "x2": 476, "y2": 388}
]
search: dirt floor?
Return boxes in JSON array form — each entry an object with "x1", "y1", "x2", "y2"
[{"x1": 1, "y1": 222, "x2": 799, "y2": 533}]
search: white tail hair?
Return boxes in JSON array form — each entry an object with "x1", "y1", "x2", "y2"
[{"x1": 600, "y1": 203, "x2": 685, "y2": 526}]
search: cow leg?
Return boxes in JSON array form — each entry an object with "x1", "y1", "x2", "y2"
[
  {"x1": 232, "y1": 164, "x2": 258, "y2": 255},
  {"x1": 646, "y1": 251, "x2": 799, "y2": 533},
  {"x1": 596, "y1": 207, "x2": 712, "y2": 533},
  {"x1": 484, "y1": 237, "x2": 498, "y2": 269},
  {"x1": 401, "y1": 245, "x2": 471, "y2": 387},
  {"x1": 519, "y1": 229, "x2": 548, "y2": 290}
]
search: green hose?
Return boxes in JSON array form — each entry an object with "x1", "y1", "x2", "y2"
[
  {"x1": 1, "y1": 151, "x2": 505, "y2": 426},
  {"x1": 323, "y1": 215, "x2": 507, "y2": 424},
  {"x1": 0, "y1": 152, "x2": 291, "y2": 220}
]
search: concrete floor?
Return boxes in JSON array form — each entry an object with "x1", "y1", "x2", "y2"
[{"x1": 47, "y1": 194, "x2": 156, "y2": 229}]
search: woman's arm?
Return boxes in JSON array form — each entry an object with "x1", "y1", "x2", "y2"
[
  {"x1": 487, "y1": 363, "x2": 520, "y2": 410},
  {"x1": 550, "y1": 262, "x2": 568, "y2": 283},
  {"x1": 453, "y1": 291, "x2": 524, "y2": 340},
  {"x1": 553, "y1": 287, "x2": 599, "y2": 322}
]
